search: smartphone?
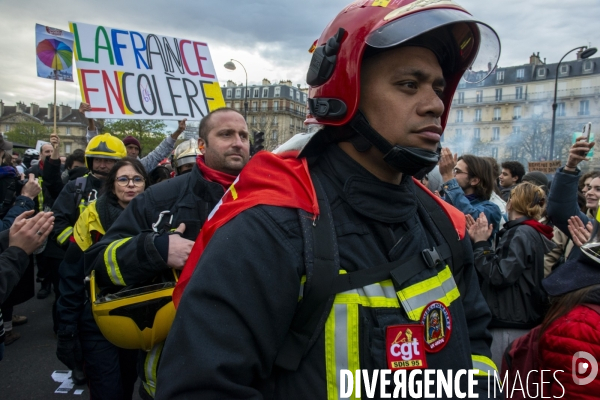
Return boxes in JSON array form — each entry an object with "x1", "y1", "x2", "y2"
[{"x1": 582, "y1": 122, "x2": 592, "y2": 142}]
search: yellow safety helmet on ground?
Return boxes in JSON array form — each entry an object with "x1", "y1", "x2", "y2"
[
  {"x1": 172, "y1": 138, "x2": 200, "y2": 175},
  {"x1": 90, "y1": 270, "x2": 178, "y2": 351},
  {"x1": 85, "y1": 133, "x2": 127, "y2": 170}
]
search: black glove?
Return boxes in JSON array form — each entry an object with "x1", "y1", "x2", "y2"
[{"x1": 56, "y1": 331, "x2": 83, "y2": 370}]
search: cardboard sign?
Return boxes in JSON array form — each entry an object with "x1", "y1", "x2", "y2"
[
  {"x1": 36, "y1": 24, "x2": 74, "y2": 82},
  {"x1": 528, "y1": 161, "x2": 561, "y2": 174},
  {"x1": 69, "y1": 22, "x2": 225, "y2": 121}
]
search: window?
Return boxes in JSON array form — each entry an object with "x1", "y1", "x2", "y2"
[
  {"x1": 246, "y1": 89, "x2": 250, "y2": 98},
  {"x1": 456, "y1": 128, "x2": 462, "y2": 138},
  {"x1": 225, "y1": 102, "x2": 231, "y2": 108},
  {"x1": 65, "y1": 143, "x2": 71, "y2": 154},
  {"x1": 516, "y1": 69, "x2": 524, "y2": 80},
  {"x1": 252, "y1": 116, "x2": 257, "y2": 124},
  {"x1": 261, "y1": 101, "x2": 268, "y2": 111},
  {"x1": 289, "y1": 87, "x2": 293, "y2": 97},
  {"x1": 476, "y1": 90, "x2": 483, "y2": 103},
  {"x1": 295, "y1": 91, "x2": 300, "y2": 101},
  {"x1": 273, "y1": 101, "x2": 278, "y2": 111},
  {"x1": 274, "y1": 87, "x2": 281, "y2": 97},
  {"x1": 226, "y1": 89, "x2": 232, "y2": 98},
  {"x1": 457, "y1": 92, "x2": 464, "y2": 104},
  {"x1": 496, "y1": 70, "x2": 504, "y2": 84},
  {"x1": 262, "y1": 88, "x2": 269, "y2": 97},
  {"x1": 513, "y1": 106, "x2": 521, "y2": 120},
  {"x1": 583, "y1": 60, "x2": 595, "y2": 72},
  {"x1": 252, "y1": 101, "x2": 258, "y2": 111},
  {"x1": 495, "y1": 88, "x2": 502, "y2": 101},
  {"x1": 66, "y1": 127, "x2": 71, "y2": 136},
  {"x1": 474, "y1": 128, "x2": 481, "y2": 139},
  {"x1": 579, "y1": 100, "x2": 590, "y2": 116},
  {"x1": 234, "y1": 102, "x2": 240, "y2": 110},
  {"x1": 559, "y1": 65, "x2": 570, "y2": 76},
  {"x1": 512, "y1": 126, "x2": 521, "y2": 135},
  {"x1": 253, "y1": 88, "x2": 259, "y2": 97},
  {"x1": 272, "y1": 131, "x2": 278, "y2": 141},
  {"x1": 515, "y1": 86, "x2": 523, "y2": 100},
  {"x1": 455, "y1": 110, "x2": 463, "y2": 123},
  {"x1": 492, "y1": 127, "x2": 500, "y2": 141},
  {"x1": 492, "y1": 147, "x2": 498, "y2": 159},
  {"x1": 474, "y1": 109, "x2": 482, "y2": 122},
  {"x1": 302, "y1": 93, "x2": 306, "y2": 103},
  {"x1": 557, "y1": 102, "x2": 565, "y2": 117},
  {"x1": 537, "y1": 68, "x2": 546, "y2": 78},
  {"x1": 235, "y1": 88, "x2": 241, "y2": 98},
  {"x1": 493, "y1": 107, "x2": 501, "y2": 121},
  {"x1": 273, "y1": 116, "x2": 278, "y2": 125},
  {"x1": 5, "y1": 125, "x2": 10, "y2": 132}
]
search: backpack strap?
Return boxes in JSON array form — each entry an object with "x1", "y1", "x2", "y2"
[{"x1": 74, "y1": 176, "x2": 88, "y2": 208}]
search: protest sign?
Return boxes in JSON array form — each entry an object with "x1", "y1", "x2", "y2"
[
  {"x1": 36, "y1": 24, "x2": 74, "y2": 82},
  {"x1": 69, "y1": 22, "x2": 225, "y2": 121},
  {"x1": 528, "y1": 161, "x2": 561, "y2": 174}
]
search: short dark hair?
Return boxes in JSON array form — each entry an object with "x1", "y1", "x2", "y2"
[
  {"x1": 198, "y1": 107, "x2": 244, "y2": 144},
  {"x1": 458, "y1": 154, "x2": 495, "y2": 199},
  {"x1": 65, "y1": 149, "x2": 85, "y2": 170},
  {"x1": 501, "y1": 161, "x2": 526, "y2": 183},
  {"x1": 149, "y1": 165, "x2": 171, "y2": 185},
  {"x1": 102, "y1": 157, "x2": 149, "y2": 196}
]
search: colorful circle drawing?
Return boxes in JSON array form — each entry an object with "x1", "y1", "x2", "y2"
[{"x1": 36, "y1": 39, "x2": 73, "y2": 71}]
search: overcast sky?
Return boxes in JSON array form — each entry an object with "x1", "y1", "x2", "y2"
[{"x1": 1, "y1": 0, "x2": 598, "y2": 111}]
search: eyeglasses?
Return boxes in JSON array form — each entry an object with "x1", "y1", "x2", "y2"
[
  {"x1": 452, "y1": 167, "x2": 468, "y2": 176},
  {"x1": 115, "y1": 176, "x2": 145, "y2": 187}
]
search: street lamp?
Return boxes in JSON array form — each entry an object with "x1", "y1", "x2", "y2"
[
  {"x1": 224, "y1": 59, "x2": 248, "y2": 121},
  {"x1": 549, "y1": 46, "x2": 597, "y2": 160}
]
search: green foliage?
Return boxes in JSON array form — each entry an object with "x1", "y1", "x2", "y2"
[
  {"x1": 103, "y1": 119, "x2": 167, "y2": 156},
  {"x1": 4, "y1": 121, "x2": 51, "y2": 148}
]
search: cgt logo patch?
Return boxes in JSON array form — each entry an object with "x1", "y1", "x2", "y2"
[
  {"x1": 421, "y1": 301, "x2": 452, "y2": 353},
  {"x1": 386, "y1": 324, "x2": 427, "y2": 371}
]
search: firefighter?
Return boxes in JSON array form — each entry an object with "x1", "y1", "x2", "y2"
[{"x1": 158, "y1": 0, "x2": 502, "y2": 398}]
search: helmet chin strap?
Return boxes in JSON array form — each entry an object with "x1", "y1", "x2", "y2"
[{"x1": 347, "y1": 110, "x2": 441, "y2": 177}]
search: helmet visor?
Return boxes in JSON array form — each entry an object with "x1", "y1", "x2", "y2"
[{"x1": 365, "y1": 8, "x2": 500, "y2": 83}]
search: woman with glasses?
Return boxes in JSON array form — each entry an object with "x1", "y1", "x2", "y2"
[
  {"x1": 55, "y1": 158, "x2": 148, "y2": 400},
  {"x1": 467, "y1": 182, "x2": 556, "y2": 367}
]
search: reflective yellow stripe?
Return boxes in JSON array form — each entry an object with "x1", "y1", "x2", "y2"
[
  {"x1": 103, "y1": 237, "x2": 132, "y2": 286},
  {"x1": 57, "y1": 226, "x2": 73, "y2": 244},
  {"x1": 37, "y1": 177, "x2": 44, "y2": 212},
  {"x1": 396, "y1": 265, "x2": 460, "y2": 321},
  {"x1": 142, "y1": 342, "x2": 164, "y2": 398},
  {"x1": 298, "y1": 275, "x2": 306, "y2": 300},
  {"x1": 472, "y1": 355, "x2": 497, "y2": 376}
]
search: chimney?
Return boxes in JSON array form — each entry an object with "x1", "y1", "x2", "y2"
[
  {"x1": 16, "y1": 102, "x2": 26, "y2": 113},
  {"x1": 529, "y1": 52, "x2": 544, "y2": 66},
  {"x1": 47, "y1": 103, "x2": 54, "y2": 119},
  {"x1": 262, "y1": 78, "x2": 271, "y2": 85},
  {"x1": 59, "y1": 104, "x2": 71, "y2": 120},
  {"x1": 0, "y1": 100, "x2": 4, "y2": 117},
  {"x1": 30, "y1": 103, "x2": 39, "y2": 117},
  {"x1": 226, "y1": 80, "x2": 236, "y2": 87}
]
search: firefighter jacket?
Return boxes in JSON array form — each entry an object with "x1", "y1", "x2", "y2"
[
  {"x1": 51, "y1": 174, "x2": 103, "y2": 248},
  {"x1": 85, "y1": 163, "x2": 225, "y2": 293},
  {"x1": 156, "y1": 144, "x2": 498, "y2": 399}
]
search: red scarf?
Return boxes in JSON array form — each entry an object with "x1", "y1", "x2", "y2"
[
  {"x1": 174, "y1": 152, "x2": 319, "y2": 307},
  {"x1": 196, "y1": 155, "x2": 237, "y2": 191},
  {"x1": 522, "y1": 219, "x2": 554, "y2": 240}
]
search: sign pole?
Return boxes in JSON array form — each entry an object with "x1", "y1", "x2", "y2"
[{"x1": 53, "y1": 70, "x2": 57, "y2": 135}]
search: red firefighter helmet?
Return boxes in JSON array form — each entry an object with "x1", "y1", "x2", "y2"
[{"x1": 306, "y1": 0, "x2": 500, "y2": 129}]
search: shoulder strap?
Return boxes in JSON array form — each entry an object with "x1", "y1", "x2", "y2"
[
  {"x1": 274, "y1": 171, "x2": 338, "y2": 371},
  {"x1": 74, "y1": 176, "x2": 87, "y2": 207}
]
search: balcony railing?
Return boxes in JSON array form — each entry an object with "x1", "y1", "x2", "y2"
[{"x1": 452, "y1": 86, "x2": 600, "y2": 106}]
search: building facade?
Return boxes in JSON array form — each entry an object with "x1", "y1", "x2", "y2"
[
  {"x1": 0, "y1": 101, "x2": 90, "y2": 154},
  {"x1": 444, "y1": 52, "x2": 600, "y2": 168},
  {"x1": 222, "y1": 79, "x2": 308, "y2": 150}
]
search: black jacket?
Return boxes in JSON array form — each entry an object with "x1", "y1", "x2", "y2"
[
  {"x1": 473, "y1": 219, "x2": 556, "y2": 328},
  {"x1": 156, "y1": 145, "x2": 497, "y2": 399},
  {"x1": 85, "y1": 164, "x2": 225, "y2": 291}
]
